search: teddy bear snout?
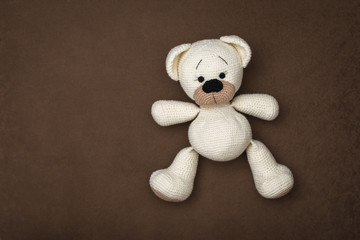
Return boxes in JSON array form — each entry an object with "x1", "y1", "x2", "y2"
[
  {"x1": 202, "y1": 79, "x2": 223, "y2": 93},
  {"x1": 193, "y1": 80, "x2": 236, "y2": 106}
]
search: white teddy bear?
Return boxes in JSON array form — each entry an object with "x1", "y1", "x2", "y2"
[{"x1": 150, "y1": 35, "x2": 294, "y2": 202}]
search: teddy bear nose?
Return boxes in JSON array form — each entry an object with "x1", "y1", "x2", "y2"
[{"x1": 202, "y1": 79, "x2": 223, "y2": 93}]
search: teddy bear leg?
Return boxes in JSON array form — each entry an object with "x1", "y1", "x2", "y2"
[
  {"x1": 149, "y1": 147, "x2": 199, "y2": 202},
  {"x1": 246, "y1": 140, "x2": 294, "y2": 199}
]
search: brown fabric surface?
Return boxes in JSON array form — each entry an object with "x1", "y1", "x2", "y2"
[{"x1": 0, "y1": 0, "x2": 359, "y2": 239}]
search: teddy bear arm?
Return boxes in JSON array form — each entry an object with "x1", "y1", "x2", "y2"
[
  {"x1": 151, "y1": 100, "x2": 199, "y2": 126},
  {"x1": 231, "y1": 94, "x2": 279, "y2": 121}
]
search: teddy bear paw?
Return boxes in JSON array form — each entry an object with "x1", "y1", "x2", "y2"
[
  {"x1": 255, "y1": 165, "x2": 294, "y2": 199},
  {"x1": 149, "y1": 169, "x2": 194, "y2": 202}
]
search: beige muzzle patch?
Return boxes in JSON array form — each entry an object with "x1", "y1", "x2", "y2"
[{"x1": 193, "y1": 81, "x2": 235, "y2": 105}]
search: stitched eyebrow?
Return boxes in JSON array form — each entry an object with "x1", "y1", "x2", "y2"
[
  {"x1": 218, "y1": 56, "x2": 228, "y2": 65},
  {"x1": 196, "y1": 59, "x2": 202, "y2": 69}
]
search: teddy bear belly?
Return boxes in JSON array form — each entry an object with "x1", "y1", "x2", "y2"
[{"x1": 188, "y1": 111, "x2": 252, "y2": 162}]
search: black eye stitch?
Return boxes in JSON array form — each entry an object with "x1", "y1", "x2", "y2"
[
  {"x1": 198, "y1": 76, "x2": 205, "y2": 83},
  {"x1": 219, "y1": 72, "x2": 226, "y2": 79}
]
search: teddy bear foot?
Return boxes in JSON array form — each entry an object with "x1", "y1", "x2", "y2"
[
  {"x1": 151, "y1": 187, "x2": 183, "y2": 202},
  {"x1": 150, "y1": 169, "x2": 195, "y2": 202},
  {"x1": 254, "y1": 165, "x2": 294, "y2": 199},
  {"x1": 247, "y1": 140, "x2": 294, "y2": 199},
  {"x1": 149, "y1": 147, "x2": 199, "y2": 202}
]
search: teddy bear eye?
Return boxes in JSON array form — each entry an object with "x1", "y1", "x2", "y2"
[
  {"x1": 198, "y1": 76, "x2": 205, "y2": 83},
  {"x1": 219, "y1": 73, "x2": 226, "y2": 79}
]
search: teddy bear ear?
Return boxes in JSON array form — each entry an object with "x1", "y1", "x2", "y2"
[
  {"x1": 220, "y1": 35, "x2": 252, "y2": 68},
  {"x1": 166, "y1": 43, "x2": 191, "y2": 81}
]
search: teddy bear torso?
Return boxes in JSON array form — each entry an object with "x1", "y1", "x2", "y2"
[{"x1": 188, "y1": 103, "x2": 252, "y2": 161}]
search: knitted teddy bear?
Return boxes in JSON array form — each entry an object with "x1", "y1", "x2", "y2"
[{"x1": 150, "y1": 35, "x2": 294, "y2": 202}]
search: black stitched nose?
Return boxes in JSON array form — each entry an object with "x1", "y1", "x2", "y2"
[{"x1": 202, "y1": 79, "x2": 223, "y2": 93}]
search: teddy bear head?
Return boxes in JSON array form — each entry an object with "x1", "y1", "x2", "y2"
[{"x1": 166, "y1": 35, "x2": 251, "y2": 106}]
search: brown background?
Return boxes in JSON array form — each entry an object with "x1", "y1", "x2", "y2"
[{"x1": 1, "y1": 0, "x2": 359, "y2": 239}]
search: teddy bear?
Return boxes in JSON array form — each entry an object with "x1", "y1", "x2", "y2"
[{"x1": 150, "y1": 35, "x2": 294, "y2": 202}]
